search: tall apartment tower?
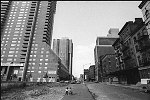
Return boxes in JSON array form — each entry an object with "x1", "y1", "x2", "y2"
[
  {"x1": 1, "y1": 1, "x2": 57, "y2": 82},
  {"x1": 1, "y1": 1, "x2": 12, "y2": 34},
  {"x1": 53, "y1": 38, "x2": 73, "y2": 78}
]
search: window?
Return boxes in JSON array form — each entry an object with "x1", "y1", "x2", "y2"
[
  {"x1": 40, "y1": 59, "x2": 43, "y2": 61},
  {"x1": 45, "y1": 59, "x2": 48, "y2": 61},
  {"x1": 14, "y1": 34, "x2": 18, "y2": 36},
  {"x1": 18, "y1": 17, "x2": 23, "y2": 19},
  {"x1": 34, "y1": 55, "x2": 36, "y2": 57},
  {"x1": 13, "y1": 37, "x2": 17, "y2": 40},
  {"x1": 46, "y1": 55, "x2": 48, "y2": 57},
  {"x1": 44, "y1": 67, "x2": 47, "y2": 69},
  {"x1": 17, "y1": 22, "x2": 21, "y2": 24},
  {"x1": 16, "y1": 25, "x2": 21, "y2": 27},
  {"x1": 10, "y1": 48, "x2": 15, "y2": 50},
  {"x1": 45, "y1": 63, "x2": 48, "y2": 65},
  {"x1": 11, "y1": 44, "x2": 16, "y2": 46},
  {"x1": 38, "y1": 71, "x2": 41, "y2": 73},
  {"x1": 15, "y1": 28, "x2": 20, "y2": 30},
  {"x1": 14, "y1": 31, "x2": 19, "y2": 33},
  {"x1": 7, "y1": 58, "x2": 12, "y2": 61},
  {"x1": 39, "y1": 67, "x2": 42, "y2": 69},
  {"x1": 33, "y1": 59, "x2": 35, "y2": 61},
  {"x1": 8, "y1": 55, "x2": 13, "y2": 57},
  {"x1": 19, "y1": 14, "x2": 23, "y2": 16},
  {"x1": 17, "y1": 20, "x2": 22, "y2": 21},
  {"x1": 12, "y1": 41, "x2": 17, "y2": 43}
]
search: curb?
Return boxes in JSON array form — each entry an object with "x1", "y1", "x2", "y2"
[
  {"x1": 85, "y1": 84, "x2": 96, "y2": 100},
  {"x1": 105, "y1": 83, "x2": 142, "y2": 90}
]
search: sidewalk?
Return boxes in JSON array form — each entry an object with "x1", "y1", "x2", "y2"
[
  {"x1": 104, "y1": 82, "x2": 142, "y2": 90},
  {"x1": 61, "y1": 84, "x2": 95, "y2": 100}
]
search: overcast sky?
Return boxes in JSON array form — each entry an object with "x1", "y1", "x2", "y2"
[{"x1": 52, "y1": 1, "x2": 143, "y2": 78}]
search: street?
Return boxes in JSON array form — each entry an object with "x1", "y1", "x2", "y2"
[
  {"x1": 62, "y1": 84, "x2": 94, "y2": 100},
  {"x1": 87, "y1": 83, "x2": 150, "y2": 100}
]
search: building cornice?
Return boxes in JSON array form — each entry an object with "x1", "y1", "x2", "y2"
[{"x1": 138, "y1": 1, "x2": 147, "y2": 9}]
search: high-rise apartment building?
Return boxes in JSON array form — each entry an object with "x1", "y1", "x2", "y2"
[
  {"x1": 1, "y1": 1, "x2": 12, "y2": 34},
  {"x1": 53, "y1": 37, "x2": 73, "y2": 79},
  {"x1": 1, "y1": 1, "x2": 70, "y2": 82}
]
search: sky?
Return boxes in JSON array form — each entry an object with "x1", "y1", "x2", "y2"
[{"x1": 52, "y1": 1, "x2": 143, "y2": 78}]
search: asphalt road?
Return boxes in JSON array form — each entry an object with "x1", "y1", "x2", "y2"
[
  {"x1": 87, "y1": 83, "x2": 150, "y2": 100},
  {"x1": 61, "y1": 84, "x2": 94, "y2": 100}
]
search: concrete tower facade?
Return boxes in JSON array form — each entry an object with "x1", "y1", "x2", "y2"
[
  {"x1": 53, "y1": 38, "x2": 73, "y2": 79},
  {"x1": 0, "y1": 1, "x2": 69, "y2": 82}
]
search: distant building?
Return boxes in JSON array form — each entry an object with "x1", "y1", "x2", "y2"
[
  {"x1": 107, "y1": 28, "x2": 119, "y2": 38},
  {"x1": 96, "y1": 37, "x2": 117, "y2": 45},
  {"x1": 112, "y1": 18, "x2": 148, "y2": 84},
  {"x1": 88, "y1": 65, "x2": 95, "y2": 81},
  {"x1": 79, "y1": 74, "x2": 84, "y2": 82},
  {"x1": 84, "y1": 69, "x2": 89, "y2": 81},
  {"x1": 94, "y1": 37, "x2": 117, "y2": 82},
  {"x1": 53, "y1": 38, "x2": 73, "y2": 79},
  {"x1": 102, "y1": 54, "x2": 118, "y2": 83}
]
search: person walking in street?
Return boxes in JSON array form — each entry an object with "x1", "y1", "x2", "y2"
[
  {"x1": 65, "y1": 87, "x2": 69, "y2": 95},
  {"x1": 68, "y1": 87, "x2": 73, "y2": 95}
]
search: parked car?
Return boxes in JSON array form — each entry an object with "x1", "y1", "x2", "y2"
[
  {"x1": 140, "y1": 79, "x2": 150, "y2": 93},
  {"x1": 71, "y1": 80, "x2": 76, "y2": 84},
  {"x1": 65, "y1": 81, "x2": 69, "y2": 83},
  {"x1": 60, "y1": 80, "x2": 65, "y2": 83},
  {"x1": 76, "y1": 81, "x2": 81, "y2": 84},
  {"x1": 94, "y1": 81, "x2": 99, "y2": 83}
]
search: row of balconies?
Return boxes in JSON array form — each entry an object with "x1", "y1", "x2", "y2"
[{"x1": 19, "y1": 3, "x2": 38, "y2": 63}]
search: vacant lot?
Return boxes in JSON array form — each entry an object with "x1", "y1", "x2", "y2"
[{"x1": 1, "y1": 82, "x2": 69, "y2": 100}]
